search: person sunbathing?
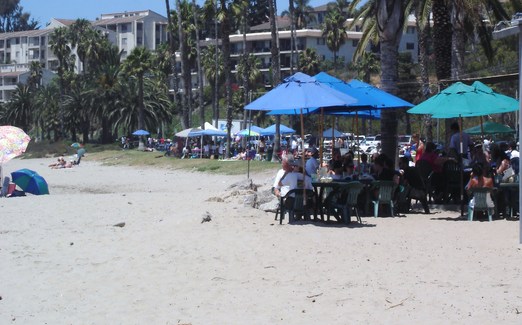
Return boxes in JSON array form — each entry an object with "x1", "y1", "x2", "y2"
[{"x1": 49, "y1": 157, "x2": 66, "y2": 168}]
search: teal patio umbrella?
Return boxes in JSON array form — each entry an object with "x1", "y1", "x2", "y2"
[
  {"x1": 408, "y1": 81, "x2": 518, "y2": 117},
  {"x1": 464, "y1": 121, "x2": 515, "y2": 135}
]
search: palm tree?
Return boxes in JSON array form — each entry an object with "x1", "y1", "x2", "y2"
[
  {"x1": 268, "y1": 0, "x2": 282, "y2": 163},
  {"x1": 350, "y1": 51, "x2": 379, "y2": 83},
  {"x1": 298, "y1": 47, "x2": 320, "y2": 75},
  {"x1": 49, "y1": 26, "x2": 73, "y2": 139},
  {"x1": 68, "y1": 19, "x2": 92, "y2": 74},
  {"x1": 176, "y1": 0, "x2": 193, "y2": 128},
  {"x1": 217, "y1": 0, "x2": 233, "y2": 158},
  {"x1": 121, "y1": 47, "x2": 152, "y2": 150},
  {"x1": 4, "y1": 84, "x2": 33, "y2": 131},
  {"x1": 201, "y1": 44, "x2": 224, "y2": 122},
  {"x1": 322, "y1": 9, "x2": 347, "y2": 70},
  {"x1": 374, "y1": 0, "x2": 407, "y2": 164},
  {"x1": 293, "y1": 0, "x2": 315, "y2": 29},
  {"x1": 27, "y1": 61, "x2": 43, "y2": 90},
  {"x1": 231, "y1": 0, "x2": 251, "y2": 137},
  {"x1": 165, "y1": 0, "x2": 181, "y2": 120},
  {"x1": 35, "y1": 83, "x2": 60, "y2": 141},
  {"x1": 192, "y1": 0, "x2": 205, "y2": 129}
]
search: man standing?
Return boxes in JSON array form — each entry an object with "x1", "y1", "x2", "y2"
[
  {"x1": 305, "y1": 147, "x2": 320, "y2": 176},
  {"x1": 449, "y1": 121, "x2": 471, "y2": 159}
]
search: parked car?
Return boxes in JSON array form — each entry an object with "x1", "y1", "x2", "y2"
[{"x1": 398, "y1": 135, "x2": 412, "y2": 149}]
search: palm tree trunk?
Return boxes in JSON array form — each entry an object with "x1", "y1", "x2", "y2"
[
  {"x1": 220, "y1": 0, "x2": 233, "y2": 158},
  {"x1": 165, "y1": 0, "x2": 180, "y2": 124},
  {"x1": 138, "y1": 75, "x2": 145, "y2": 150},
  {"x1": 176, "y1": 0, "x2": 190, "y2": 128},
  {"x1": 417, "y1": 14, "x2": 433, "y2": 142},
  {"x1": 432, "y1": 0, "x2": 453, "y2": 147},
  {"x1": 269, "y1": 0, "x2": 281, "y2": 163},
  {"x1": 193, "y1": 0, "x2": 205, "y2": 129},
  {"x1": 376, "y1": 0, "x2": 405, "y2": 166}
]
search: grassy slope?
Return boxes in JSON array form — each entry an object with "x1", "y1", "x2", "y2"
[{"x1": 23, "y1": 141, "x2": 280, "y2": 176}]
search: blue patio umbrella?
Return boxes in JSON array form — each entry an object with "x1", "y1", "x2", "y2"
[
  {"x1": 260, "y1": 124, "x2": 296, "y2": 136},
  {"x1": 236, "y1": 129, "x2": 260, "y2": 137},
  {"x1": 132, "y1": 129, "x2": 150, "y2": 136},
  {"x1": 347, "y1": 79, "x2": 414, "y2": 109},
  {"x1": 190, "y1": 129, "x2": 227, "y2": 137},
  {"x1": 11, "y1": 168, "x2": 49, "y2": 195},
  {"x1": 245, "y1": 72, "x2": 358, "y2": 111}
]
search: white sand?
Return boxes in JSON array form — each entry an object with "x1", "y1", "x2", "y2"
[{"x1": 0, "y1": 158, "x2": 521, "y2": 324}]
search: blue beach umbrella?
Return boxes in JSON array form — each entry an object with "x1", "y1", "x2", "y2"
[
  {"x1": 245, "y1": 72, "x2": 358, "y2": 111},
  {"x1": 260, "y1": 124, "x2": 296, "y2": 136},
  {"x1": 132, "y1": 129, "x2": 150, "y2": 136},
  {"x1": 11, "y1": 169, "x2": 49, "y2": 195}
]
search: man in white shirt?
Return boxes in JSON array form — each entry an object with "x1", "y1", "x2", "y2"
[{"x1": 272, "y1": 154, "x2": 295, "y2": 198}]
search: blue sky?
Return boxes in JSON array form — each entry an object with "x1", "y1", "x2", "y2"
[{"x1": 20, "y1": 0, "x2": 329, "y2": 27}]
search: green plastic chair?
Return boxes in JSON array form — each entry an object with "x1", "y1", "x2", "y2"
[
  {"x1": 468, "y1": 187, "x2": 494, "y2": 222},
  {"x1": 372, "y1": 181, "x2": 396, "y2": 217},
  {"x1": 325, "y1": 182, "x2": 365, "y2": 223},
  {"x1": 278, "y1": 189, "x2": 316, "y2": 224}
]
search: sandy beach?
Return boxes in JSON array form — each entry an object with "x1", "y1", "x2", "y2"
[{"x1": 0, "y1": 157, "x2": 521, "y2": 324}]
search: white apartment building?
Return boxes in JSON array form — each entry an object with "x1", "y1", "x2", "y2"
[
  {"x1": 0, "y1": 10, "x2": 168, "y2": 102},
  {"x1": 0, "y1": 4, "x2": 419, "y2": 100}
]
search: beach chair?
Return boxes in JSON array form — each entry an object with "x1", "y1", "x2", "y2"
[
  {"x1": 278, "y1": 189, "x2": 316, "y2": 224},
  {"x1": 416, "y1": 159, "x2": 434, "y2": 203},
  {"x1": 325, "y1": 182, "x2": 364, "y2": 223},
  {"x1": 371, "y1": 181, "x2": 396, "y2": 217},
  {"x1": 468, "y1": 187, "x2": 494, "y2": 222}
]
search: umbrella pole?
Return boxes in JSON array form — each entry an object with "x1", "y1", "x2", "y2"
[
  {"x1": 480, "y1": 116, "x2": 485, "y2": 148},
  {"x1": 247, "y1": 113, "x2": 252, "y2": 179},
  {"x1": 300, "y1": 108, "x2": 307, "y2": 207},
  {"x1": 459, "y1": 115, "x2": 464, "y2": 217},
  {"x1": 319, "y1": 107, "x2": 324, "y2": 167},
  {"x1": 356, "y1": 111, "x2": 360, "y2": 166}
]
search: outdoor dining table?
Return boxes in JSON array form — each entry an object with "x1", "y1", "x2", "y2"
[
  {"x1": 312, "y1": 180, "x2": 344, "y2": 221},
  {"x1": 312, "y1": 177, "x2": 375, "y2": 221}
]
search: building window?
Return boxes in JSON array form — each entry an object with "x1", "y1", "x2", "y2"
[
  {"x1": 15, "y1": 51, "x2": 19, "y2": 58},
  {"x1": 121, "y1": 24, "x2": 128, "y2": 32},
  {"x1": 15, "y1": 37, "x2": 20, "y2": 44},
  {"x1": 406, "y1": 26, "x2": 415, "y2": 34},
  {"x1": 316, "y1": 38, "x2": 325, "y2": 46},
  {"x1": 122, "y1": 37, "x2": 127, "y2": 46},
  {"x1": 137, "y1": 37, "x2": 142, "y2": 45},
  {"x1": 355, "y1": 25, "x2": 362, "y2": 32},
  {"x1": 406, "y1": 42, "x2": 414, "y2": 50},
  {"x1": 352, "y1": 40, "x2": 359, "y2": 47}
]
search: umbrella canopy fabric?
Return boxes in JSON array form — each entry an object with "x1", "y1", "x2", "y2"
[
  {"x1": 132, "y1": 129, "x2": 150, "y2": 136},
  {"x1": 236, "y1": 129, "x2": 260, "y2": 137},
  {"x1": 463, "y1": 121, "x2": 515, "y2": 135},
  {"x1": 175, "y1": 127, "x2": 202, "y2": 137},
  {"x1": 0, "y1": 125, "x2": 31, "y2": 164},
  {"x1": 347, "y1": 79, "x2": 414, "y2": 108},
  {"x1": 11, "y1": 168, "x2": 49, "y2": 195},
  {"x1": 260, "y1": 124, "x2": 296, "y2": 136},
  {"x1": 323, "y1": 128, "x2": 343, "y2": 138},
  {"x1": 190, "y1": 129, "x2": 227, "y2": 137},
  {"x1": 315, "y1": 73, "x2": 413, "y2": 109},
  {"x1": 408, "y1": 81, "x2": 519, "y2": 118},
  {"x1": 245, "y1": 72, "x2": 358, "y2": 111}
]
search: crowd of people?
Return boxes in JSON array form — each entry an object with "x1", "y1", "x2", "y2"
[{"x1": 272, "y1": 123, "x2": 520, "y2": 221}]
